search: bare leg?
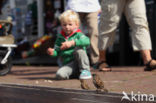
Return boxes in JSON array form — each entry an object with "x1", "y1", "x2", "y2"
[
  {"x1": 140, "y1": 50, "x2": 156, "y2": 71},
  {"x1": 140, "y1": 50, "x2": 152, "y2": 65},
  {"x1": 98, "y1": 50, "x2": 111, "y2": 71},
  {"x1": 99, "y1": 50, "x2": 106, "y2": 62}
]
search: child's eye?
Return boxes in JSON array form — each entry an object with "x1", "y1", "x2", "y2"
[{"x1": 63, "y1": 24, "x2": 67, "y2": 26}]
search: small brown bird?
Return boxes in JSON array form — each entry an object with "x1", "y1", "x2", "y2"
[
  {"x1": 80, "y1": 79, "x2": 90, "y2": 90},
  {"x1": 92, "y1": 73, "x2": 108, "y2": 93}
]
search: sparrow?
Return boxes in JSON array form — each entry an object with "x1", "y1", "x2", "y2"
[
  {"x1": 92, "y1": 73, "x2": 108, "y2": 93},
  {"x1": 80, "y1": 79, "x2": 90, "y2": 90}
]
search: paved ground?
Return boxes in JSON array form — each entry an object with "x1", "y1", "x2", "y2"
[
  {"x1": 1, "y1": 84, "x2": 154, "y2": 103},
  {"x1": 0, "y1": 65, "x2": 156, "y2": 96}
]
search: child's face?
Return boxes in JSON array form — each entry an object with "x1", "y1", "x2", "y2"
[{"x1": 61, "y1": 20, "x2": 79, "y2": 35}]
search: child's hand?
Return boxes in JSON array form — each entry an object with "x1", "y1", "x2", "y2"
[
  {"x1": 47, "y1": 48, "x2": 54, "y2": 55},
  {"x1": 60, "y1": 40, "x2": 75, "y2": 50}
]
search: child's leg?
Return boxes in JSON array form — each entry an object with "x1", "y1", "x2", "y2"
[
  {"x1": 74, "y1": 48, "x2": 90, "y2": 71},
  {"x1": 74, "y1": 48, "x2": 92, "y2": 79},
  {"x1": 56, "y1": 61, "x2": 78, "y2": 80}
]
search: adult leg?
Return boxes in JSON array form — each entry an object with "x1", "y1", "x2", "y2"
[
  {"x1": 98, "y1": 0, "x2": 125, "y2": 71},
  {"x1": 125, "y1": 0, "x2": 156, "y2": 70},
  {"x1": 98, "y1": 32, "x2": 115, "y2": 71},
  {"x1": 85, "y1": 12, "x2": 100, "y2": 64},
  {"x1": 141, "y1": 50, "x2": 156, "y2": 71}
]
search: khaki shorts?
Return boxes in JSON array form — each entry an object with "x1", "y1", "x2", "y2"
[{"x1": 99, "y1": 0, "x2": 152, "y2": 51}]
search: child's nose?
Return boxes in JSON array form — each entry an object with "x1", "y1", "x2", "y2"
[{"x1": 65, "y1": 25, "x2": 69, "y2": 28}]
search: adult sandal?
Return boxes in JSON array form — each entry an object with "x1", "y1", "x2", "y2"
[
  {"x1": 97, "y1": 61, "x2": 112, "y2": 72},
  {"x1": 144, "y1": 59, "x2": 156, "y2": 71}
]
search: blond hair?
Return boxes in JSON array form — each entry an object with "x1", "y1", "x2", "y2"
[{"x1": 59, "y1": 10, "x2": 80, "y2": 26}]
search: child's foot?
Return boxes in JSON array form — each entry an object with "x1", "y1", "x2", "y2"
[{"x1": 79, "y1": 70, "x2": 92, "y2": 79}]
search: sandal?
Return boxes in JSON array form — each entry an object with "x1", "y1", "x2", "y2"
[
  {"x1": 144, "y1": 59, "x2": 156, "y2": 71},
  {"x1": 97, "y1": 61, "x2": 112, "y2": 72}
]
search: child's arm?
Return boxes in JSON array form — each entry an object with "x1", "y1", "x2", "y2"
[
  {"x1": 47, "y1": 48, "x2": 56, "y2": 56},
  {"x1": 60, "y1": 40, "x2": 75, "y2": 50},
  {"x1": 75, "y1": 34, "x2": 90, "y2": 46},
  {"x1": 60, "y1": 33, "x2": 90, "y2": 50}
]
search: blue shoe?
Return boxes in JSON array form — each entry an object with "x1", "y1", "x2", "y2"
[{"x1": 79, "y1": 70, "x2": 92, "y2": 79}]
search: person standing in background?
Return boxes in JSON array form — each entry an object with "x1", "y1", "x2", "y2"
[
  {"x1": 66, "y1": 0, "x2": 101, "y2": 66},
  {"x1": 98, "y1": 0, "x2": 156, "y2": 71}
]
